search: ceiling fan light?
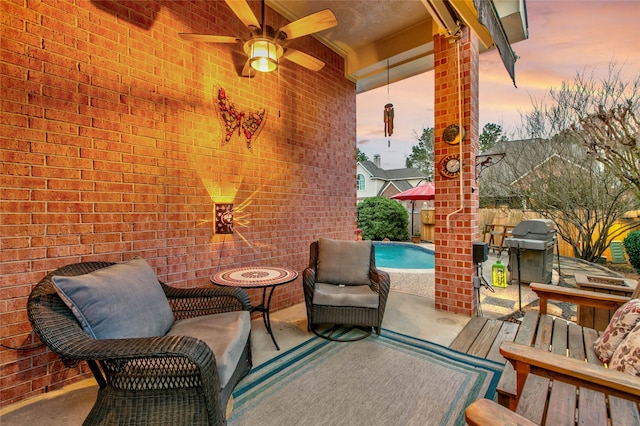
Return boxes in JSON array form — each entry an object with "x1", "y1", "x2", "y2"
[{"x1": 249, "y1": 39, "x2": 278, "y2": 72}]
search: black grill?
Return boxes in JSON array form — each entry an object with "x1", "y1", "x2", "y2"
[{"x1": 505, "y1": 219, "x2": 556, "y2": 284}]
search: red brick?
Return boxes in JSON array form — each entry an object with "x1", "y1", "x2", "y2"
[
  {"x1": 1, "y1": 0, "x2": 354, "y2": 408},
  {"x1": 433, "y1": 28, "x2": 480, "y2": 317}
]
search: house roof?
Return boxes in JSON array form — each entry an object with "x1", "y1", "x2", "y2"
[
  {"x1": 358, "y1": 160, "x2": 427, "y2": 198},
  {"x1": 379, "y1": 180, "x2": 414, "y2": 197},
  {"x1": 359, "y1": 161, "x2": 426, "y2": 181},
  {"x1": 479, "y1": 138, "x2": 591, "y2": 199}
]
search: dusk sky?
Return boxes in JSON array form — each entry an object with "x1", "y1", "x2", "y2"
[{"x1": 356, "y1": 0, "x2": 640, "y2": 170}]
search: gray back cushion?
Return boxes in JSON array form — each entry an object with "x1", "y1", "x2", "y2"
[
  {"x1": 316, "y1": 238, "x2": 372, "y2": 286},
  {"x1": 52, "y1": 257, "x2": 174, "y2": 339}
]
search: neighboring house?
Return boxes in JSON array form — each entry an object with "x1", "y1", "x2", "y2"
[
  {"x1": 479, "y1": 138, "x2": 590, "y2": 208},
  {"x1": 357, "y1": 155, "x2": 427, "y2": 202}
]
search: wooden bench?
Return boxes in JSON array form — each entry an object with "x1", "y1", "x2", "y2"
[
  {"x1": 451, "y1": 308, "x2": 603, "y2": 409},
  {"x1": 498, "y1": 342, "x2": 640, "y2": 425},
  {"x1": 451, "y1": 283, "x2": 637, "y2": 407},
  {"x1": 467, "y1": 343, "x2": 640, "y2": 425}
]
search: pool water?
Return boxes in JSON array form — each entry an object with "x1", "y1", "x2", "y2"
[{"x1": 374, "y1": 243, "x2": 435, "y2": 269}]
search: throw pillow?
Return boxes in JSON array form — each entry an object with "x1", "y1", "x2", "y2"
[
  {"x1": 593, "y1": 298, "x2": 640, "y2": 364},
  {"x1": 316, "y1": 238, "x2": 372, "y2": 286},
  {"x1": 52, "y1": 257, "x2": 174, "y2": 339},
  {"x1": 609, "y1": 321, "x2": 640, "y2": 376}
]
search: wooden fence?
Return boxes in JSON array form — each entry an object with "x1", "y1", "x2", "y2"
[{"x1": 479, "y1": 209, "x2": 640, "y2": 262}]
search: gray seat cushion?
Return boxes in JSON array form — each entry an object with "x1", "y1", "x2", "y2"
[
  {"x1": 313, "y1": 283, "x2": 379, "y2": 308},
  {"x1": 167, "y1": 311, "x2": 251, "y2": 388},
  {"x1": 316, "y1": 238, "x2": 372, "y2": 286},
  {"x1": 52, "y1": 257, "x2": 174, "y2": 340}
]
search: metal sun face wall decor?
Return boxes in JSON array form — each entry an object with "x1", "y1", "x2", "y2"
[{"x1": 215, "y1": 203, "x2": 234, "y2": 234}]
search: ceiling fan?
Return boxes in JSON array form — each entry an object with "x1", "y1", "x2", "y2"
[{"x1": 179, "y1": 0, "x2": 337, "y2": 76}]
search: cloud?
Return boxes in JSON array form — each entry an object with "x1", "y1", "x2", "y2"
[{"x1": 357, "y1": 0, "x2": 640, "y2": 168}]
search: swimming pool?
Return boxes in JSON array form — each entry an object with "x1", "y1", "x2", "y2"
[{"x1": 373, "y1": 243, "x2": 435, "y2": 269}]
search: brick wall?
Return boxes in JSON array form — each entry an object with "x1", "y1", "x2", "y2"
[
  {"x1": 433, "y1": 28, "x2": 480, "y2": 316},
  {"x1": 0, "y1": 0, "x2": 356, "y2": 407}
]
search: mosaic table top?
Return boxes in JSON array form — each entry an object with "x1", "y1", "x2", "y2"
[{"x1": 211, "y1": 266, "x2": 298, "y2": 288}]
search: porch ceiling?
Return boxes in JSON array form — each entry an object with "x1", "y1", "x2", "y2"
[{"x1": 267, "y1": 0, "x2": 528, "y2": 93}]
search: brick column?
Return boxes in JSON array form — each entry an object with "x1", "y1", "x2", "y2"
[{"x1": 433, "y1": 27, "x2": 480, "y2": 316}]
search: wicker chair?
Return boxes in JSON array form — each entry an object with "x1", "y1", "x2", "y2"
[
  {"x1": 27, "y1": 261, "x2": 252, "y2": 425},
  {"x1": 303, "y1": 239, "x2": 390, "y2": 340}
]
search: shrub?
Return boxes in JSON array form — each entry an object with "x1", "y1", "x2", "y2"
[
  {"x1": 623, "y1": 231, "x2": 640, "y2": 272},
  {"x1": 357, "y1": 196, "x2": 409, "y2": 241}
]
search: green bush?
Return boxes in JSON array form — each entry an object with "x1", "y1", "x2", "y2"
[
  {"x1": 623, "y1": 231, "x2": 640, "y2": 272},
  {"x1": 357, "y1": 196, "x2": 409, "y2": 241}
]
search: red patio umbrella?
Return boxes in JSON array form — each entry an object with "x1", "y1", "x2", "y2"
[
  {"x1": 391, "y1": 183, "x2": 435, "y2": 236},
  {"x1": 390, "y1": 182, "x2": 435, "y2": 201}
]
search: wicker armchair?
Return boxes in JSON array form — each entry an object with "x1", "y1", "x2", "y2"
[
  {"x1": 303, "y1": 239, "x2": 390, "y2": 340},
  {"x1": 27, "y1": 261, "x2": 252, "y2": 425}
]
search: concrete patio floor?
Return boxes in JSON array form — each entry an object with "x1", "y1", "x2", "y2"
[
  {"x1": 1, "y1": 290, "x2": 469, "y2": 425},
  {"x1": 2, "y1": 249, "x2": 630, "y2": 425}
]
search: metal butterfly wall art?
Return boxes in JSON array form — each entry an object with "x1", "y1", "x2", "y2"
[{"x1": 216, "y1": 87, "x2": 267, "y2": 151}]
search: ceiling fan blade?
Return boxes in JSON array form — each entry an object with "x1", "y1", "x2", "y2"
[
  {"x1": 278, "y1": 9, "x2": 337, "y2": 40},
  {"x1": 282, "y1": 49, "x2": 325, "y2": 72},
  {"x1": 241, "y1": 59, "x2": 253, "y2": 77},
  {"x1": 224, "y1": 0, "x2": 260, "y2": 29},
  {"x1": 179, "y1": 34, "x2": 240, "y2": 43}
]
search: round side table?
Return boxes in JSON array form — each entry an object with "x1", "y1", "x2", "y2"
[{"x1": 211, "y1": 266, "x2": 298, "y2": 350}]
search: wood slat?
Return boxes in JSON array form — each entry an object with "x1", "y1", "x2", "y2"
[
  {"x1": 486, "y1": 321, "x2": 519, "y2": 363},
  {"x1": 544, "y1": 380, "x2": 576, "y2": 426},
  {"x1": 578, "y1": 388, "x2": 608, "y2": 426},
  {"x1": 551, "y1": 318, "x2": 568, "y2": 356},
  {"x1": 515, "y1": 374, "x2": 549, "y2": 425},
  {"x1": 497, "y1": 363, "x2": 517, "y2": 408},
  {"x1": 514, "y1": 311, "x2": 539, "y2": 346},
  {"x1": 535, "y1": 314, "x2": 554, "y2": 351},
  {"x1": 578, "y1": 304, "x2": 596, "y2": 330},
  {"x1": 593, "y1": 299, "x2": 612, "y2": 331},
  {"x1": 583, "y1": 328, "x2": 604, "y2": 366},
  {"x1": 497, "y1": 311, "x2": 540, "y2": 404},
  {"x1": 609, "y1": 395, "x2": 640, "y2": 426},
  {"x1": 567, "y1": 323, "x2": 586, "y2": 361},
  {"x1": 468, "y1": 319, "x2": 503, "y2": 358},
  {"x1": 449, "y1": 316, "x2": 488, "y2": 353}
]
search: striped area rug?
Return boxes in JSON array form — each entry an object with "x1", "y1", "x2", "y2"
[{"x1": 229, "y1": 328, "x2": 502, "y2": 426}]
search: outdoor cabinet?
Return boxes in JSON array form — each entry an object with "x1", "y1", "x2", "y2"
[{"x1": 421, "y1": 209, "x2": 435, "y2": 242}]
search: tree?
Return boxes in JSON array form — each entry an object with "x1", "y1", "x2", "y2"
[
  {"x1": 479, "y1": 123, "x2": 507, "y2": 153},
  {"x1": 357, "y1": 196, "x2": 409, "y2": 241},
  {"x1": 519, "y1": 63, "x2": 640, "y2": 198},
  {"x1": 356, "y1": 147, "x2": 369, "y2": 163},
  {"x1": 406, "y1": 127, "x2": 434, "y2": 180},
  {"x1": 572, "y1": 102, "x2": 640, "y2": 199},
  {"x1": 502, "y1": 134, "x2": 640, "y2": 262}
]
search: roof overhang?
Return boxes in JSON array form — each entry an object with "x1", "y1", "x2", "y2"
[{"x1": 268, "y1": 0, "x2": 528, "y2": 93}]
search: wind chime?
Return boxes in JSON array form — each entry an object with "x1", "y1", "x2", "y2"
[
  {"x1": 383, "y1": 60, "x2": 394, "y2": 147},
  {"x1": 384, "y1": 103, "x2": 394, "y2": 138}
]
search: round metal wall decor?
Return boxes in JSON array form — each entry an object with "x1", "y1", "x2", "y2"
[
  {"x1": 438, "y1": 154, "x2": 461, "y2": 179},
  {"x1": 442, "y1": 124, "x2": 465, "y2": 145}
]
